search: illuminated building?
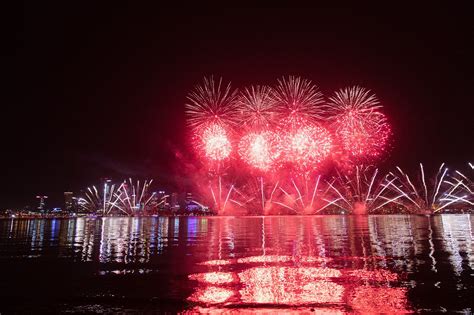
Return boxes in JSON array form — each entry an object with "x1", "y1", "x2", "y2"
[
  {"x1": 36, "y1": 195, "x2": 48, "y2": 212},
  {"x1": 64, "y1": 192, "x2": 73, "y2": 212}
]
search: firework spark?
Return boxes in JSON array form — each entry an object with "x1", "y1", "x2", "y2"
[
  {"x1": 272, "y1": 76, "x2": 325, "y2": 124},
  {"x1": 197, "y1": 123, "x2": 232, "y2": 162},
  {"x1": 280, "y1": 118, "x2": 333, "y2": 171},
  {"x1": 389, "y1": 163, "x2": 473, "y2": 213},
  {"x1": 79, "y1": 181, "x2": 127, "y2": 215},
  {"x1": 238, "y1": 131, "x2": 281, "y2": 171},
  {"x1": 326, "y1": 166, "x2": 404, "y2": 214},
  {"x1": 232, "y1": 178, "x2": 281, "y2": 214},
  {"x1": 209, "y1": 177, "x2": 235, "y2": 214},
  {"x1": 185, "y1": 77, "x2": 240, "y2": 129},
  {"x1": 327, "y1": 86, "x2": 390, "y2": 159},
  {"x1": 115, "y1": 179, "x2": 154, "y2": 214},
  {"x1": 272, "y1": 175, "x2": 336, "y2": 214},
  {"x1": 237, "y1": 85, "x2": 277, "y2": 129}
]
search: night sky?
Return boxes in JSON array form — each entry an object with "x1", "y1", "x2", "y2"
[{"x1": 10, "y1": 4, "x2": 473, "y2": 208}]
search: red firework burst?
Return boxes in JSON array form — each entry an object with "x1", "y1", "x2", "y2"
[
  {"x1": 327, "y1": 86, "x2": 390, "y2": 159},
  {"x1": 185, "y1": 77, "x2": 239, "y2": 129},
  {"x1": 238, "y1": 131, "x2": 281, "y2": 171},
  {"x1": 197, "y1": 123, "x2": 232, "y2": 161},
  {"x1": 280, "y1": 118, "x2": 333, "y2": 170},
  {"x1": 237, "y1": 85, "x2": 277, "y2": 129},
  {"x1": 272, "y1": 76, "x2": 325, "y2": 124},
  {"x1": 336, "y1": 114, "x2": 390, "y2": 157}
]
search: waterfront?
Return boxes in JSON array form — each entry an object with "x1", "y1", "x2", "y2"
[{"x1": 1, "y1": 215, "x2": 473, "y2": 313}]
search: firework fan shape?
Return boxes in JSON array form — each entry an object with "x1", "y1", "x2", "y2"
[
  {"x1": 197, "y1": 123, "x2": 232, "y2": 161},
  {"x1": 238, "y1": 131, "x2": 281, "y2": 171},
  {"x1": 272, "y1": 76, "x2": 325, "y2": 124},
  {"x1": 185, "y1": 77, "x2": 240, "y2": 129},
  {"x1": 237, "y1": 85, "x2": 277, "y2": 129},
  {"x1": 389, "y1": 163, "x2": 473, "y2": 213},
  {"x1": 327, "y1": 86, "x2": 390, "y2": 158}
]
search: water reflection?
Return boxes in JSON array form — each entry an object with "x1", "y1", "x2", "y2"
[
  {"x1": 0, "y1": 215, "x2": 473, "y2": 312},
  {"x1": 188, "y1": 255, "x2": 407, "y2": 312}
]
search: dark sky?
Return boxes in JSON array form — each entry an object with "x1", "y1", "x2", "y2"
[{"x1": 10, "y1": 4, "x2": 474, "y2": 208}]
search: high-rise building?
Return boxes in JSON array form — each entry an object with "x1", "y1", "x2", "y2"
[
  {"x1": 36, "y1": 195, "x2": 48, "y2": 212},
  {"x1": 171, "y1": 192, "x2": 179, "y2": 211},
  {"x1": 64, "y1": 192, "x2": 73, "y2": 212}
]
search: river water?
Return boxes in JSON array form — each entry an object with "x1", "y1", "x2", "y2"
[{"x1": 0, "y1": 215, "x2": 473, "y2": 313}]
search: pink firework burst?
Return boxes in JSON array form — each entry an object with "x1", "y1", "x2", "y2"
[
  {"x1": 327, "y1": 86, "x2": 390, "y2": 158},
  {"x1": 237, "y1": 85, "x2": 277, "y2": 129},
  {"x1": 238, "y1": 131, "x2": 281, "y2": 171},
  {"x1": 185, "y1": 77, "x2": 239, "y2": 129},
  {"x1": 280, "y1": 118, "x2": 333, "y2": 170},
  {"x1": 197, "y1": 123, "x2": 232, "y2": 161},
  {"x1": 272, "y1": 76, "x2": 325, "y2": 124}
]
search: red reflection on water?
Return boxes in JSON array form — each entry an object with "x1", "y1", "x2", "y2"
[
  {"x1": 198, "y1": 259, "x2": 233, "y2": 266},
  {"x1": 349, "y1": 286, "x2": 409, "y2": 313},
  {"x1": 188, "y1": 286, "x2": 234, "y2": 304},
  {"x1": 189, "y1": 272, "x2": 236, "y2": 285},
  {"x1": 237, "y1": 255, "x2": 331, "y2": 264},
  {"x1": 237, "y1": 255, "x2": 292, "y2": 264},
  {"x1": 189, "y1": 255, "x2": 410, "y2": 312},
  {"x1": 239, "y1": 266, "x2": 343, "y2": 304},
  {"x1": 187, "y1": 306, "x2": 345, "y2": 314},
  {"x1": 348, "y1": 269, "x2": 398, "y2": 282}
]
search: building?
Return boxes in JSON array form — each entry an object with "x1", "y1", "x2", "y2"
[
  {"x1": 36, "y1": 195, "x2": 48, "y2": 212},
  {"x1": 171, "y1": 192, "x2": 179, "y2": 211},
  {"x1": 64, "y1": 192, "x2": 74, "y2": 212}
]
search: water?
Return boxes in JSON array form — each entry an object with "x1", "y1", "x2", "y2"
[{"x1": 0, "y1": 215, "x2": 473, "y2": 313}]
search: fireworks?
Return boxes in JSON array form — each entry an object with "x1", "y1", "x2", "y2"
[
  {"x1": 197, "y1": 123, "x2": 232, "y2": 161},
  {"x1": 182, "y1": 76, "x2": 470, "y2": 215},
  {"x1": 272, "y1": 175, "x2": 333, "y2": 214},
  {"x1": 115, "y1": 179, "x2": 154, "y2": 214},
  {"x1": 79, "y1": 181, "x2": 125, "y2": 214},
  {"x1": 79, "y1": 179, "x2": 155, "y2": 215},
  {"x1": 280, "y1": 118, "x2": 333, "y2": 170},
  {"x1": 327, "y1": 86, "x2": 390, "y2": 159},
  {"x1": 237, "y1": 85, "x2": 277, "y2": 129},
  {"x1": 185, "y1": 77, "x2": 240, "y2": 129},
  {"x1": 238, "y1": 131, "x2": 281, "y2": 171},
  {"x1": 389, "y1": 163, "x2": 473, "y2": 213},
  {"x1": 272, "y1": 76, "x2": 325, "y2": 124},
  {"x1": 326, "y1": 166, "x2": 403, "y2": 214}
]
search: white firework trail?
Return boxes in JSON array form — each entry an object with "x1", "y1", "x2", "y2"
[
  {"x1": 390, "y1": 163, "x2": 473, "y2": 213},
  {"x1": 272, "y1": 76, "x2": 326, "y2": 123},
  {"x1": 185, "y1": 76, "x2": 240, "y2": 129},
  {"x1": 325, "y1": 166, "x2": 404, "y2": 213},
  {"x1": 237, "y1": 85, "x2": 278, "y2": 129},
  {"x1": 326, "y1": 86, "x2": 383, "y2": 117},
  {"x1": 271, "y1": 175, "x2": 336, "y2": 214},
  {"x1": 115, "y1": 179, "x2": 154, "y2": 214},
  {"x1": 79, "y1": 182, "x2": 127, "y2": 215},
  {"x1": 208, "y1": 176, "x2": 235, "y2": 214}
]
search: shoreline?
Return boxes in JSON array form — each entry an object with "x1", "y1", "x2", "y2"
[{"x1": 1, "y1": 211, "x2": 472, "y2": 219}]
